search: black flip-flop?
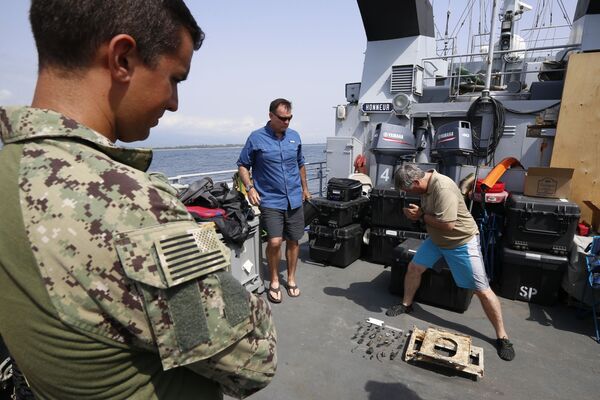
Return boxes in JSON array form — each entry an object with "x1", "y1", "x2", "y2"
[
  {"x1": 285, "y1": 284, "x2": 301, "y2": 298},
  {"x1": 266, "y1": 285, "x2": 282, "y2": 304}
]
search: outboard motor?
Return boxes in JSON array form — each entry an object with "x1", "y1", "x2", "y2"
[
  {"x1": 414, "y1": 116, "x2": 434, "y2": 163},
  {"x1": 370, "y1": 122, "x2": 416, "y2": 188},
  {"x1": 431, "y1": 121, "x2": 473, "y2": 182}
]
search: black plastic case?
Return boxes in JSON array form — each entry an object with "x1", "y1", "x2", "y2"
[
  {"x1": 504, "y1": 194, "x2": 580, "y2": 255},
  {"x1": 389, "y1": 239, "x2": 474, "y2": 313},
  {"x1": 498, "y1": 247, "x2": 568, "y2": 305},
  {"x1": 326, "y1": 178, "x2": 363, "y2": 202},
  {"x1": 368, "y1": 227, "x2": 428, "y2": 265},
  {"x1": 308, "y1": 223, "x2": 363, "y2": 267},
  {"x1": 310, "y1": 196, "x2": 369, "y2": 228},
  {"x1": 370, "y1": 187, "x2": 424, "y2": 231}
]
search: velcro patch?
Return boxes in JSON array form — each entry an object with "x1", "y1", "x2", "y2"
[{"x1": 115, "y1": 221, "x2": 230, "y2": 288}]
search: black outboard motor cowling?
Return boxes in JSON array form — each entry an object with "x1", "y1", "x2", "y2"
[
  {"x1": 370, "y1": 122, "x2": 416, "y2": 188},
  {"x1": 431, "y1": 121, "x2": 473, "y2": 182}
]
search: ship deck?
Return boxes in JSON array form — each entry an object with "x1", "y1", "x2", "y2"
[{"x1": 229, "y1": 236, "x2": 600, "y2": 400}]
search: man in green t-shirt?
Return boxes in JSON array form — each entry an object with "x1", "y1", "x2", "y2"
[
  {"x1": 0, "y1": 1, "x2": 277, "y2": 398},
  {"x1": 386, "y1": 163, "x2": 515, "y2": 361}
]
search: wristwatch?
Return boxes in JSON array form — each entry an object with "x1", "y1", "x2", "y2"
[{"x1": 245, "y1": 183, "x2": 254, "y2": 192}]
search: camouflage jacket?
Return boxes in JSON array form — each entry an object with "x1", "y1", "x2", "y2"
[{"x1": 0, "y1": 107, "x2": 276, "y2": 399}]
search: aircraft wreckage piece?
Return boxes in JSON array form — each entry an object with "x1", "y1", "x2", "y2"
[{"x1": 404, "y1": 326, "x2": 484, "y2": 378}]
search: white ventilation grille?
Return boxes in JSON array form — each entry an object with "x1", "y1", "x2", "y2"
[{"x1": 503, "y1": 125, "x2": 517, "y2": 136}]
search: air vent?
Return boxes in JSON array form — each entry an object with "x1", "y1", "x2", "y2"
[
  {"x1": 391, "y1": 65, "x2": 414, "y2": 94},
  {"x1": 391, "y1": 65, "x2": 424, "y2": 95},
  {"x1": 503, "y1": 125, "x2": 517, "y2": 136}
]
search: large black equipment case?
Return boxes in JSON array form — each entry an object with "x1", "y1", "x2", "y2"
[
  {"x1": 498, "y1": 247, "x2": 568, "y2": 305},
  {"x1": 370, "y1": 187, "x2": 424, "y2": 231},
  {"x1": 308, "y1": 223, "x2": 363, "y2": 268},
  {"x1": 326, "y1": 178, "x2": 363, "y2": 202},
  {"x1": 368, "y1": 227, "x2": 428, "y2": 265},
  {"x1": 504, "y1": 194, "x2": 580, "y2": 255},
  {"x1": 389, "y1": 238, "x2": 474, "y2": 313},
  {"x1": 310, "y1": 196, "x2": 369, "y2": 228}
]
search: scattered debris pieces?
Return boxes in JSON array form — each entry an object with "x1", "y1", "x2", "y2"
[{"x1": 350, "y1": 318, "x2": 407, "y2": 362}]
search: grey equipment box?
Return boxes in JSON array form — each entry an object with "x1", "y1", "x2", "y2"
[{"x1": 224, "y1": 218, "x2": 264, "y2": 293}]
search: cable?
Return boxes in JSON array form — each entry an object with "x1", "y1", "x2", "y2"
[
  {"x1": 556, "y1": 0, "x2": 572, "y2": 27},
  {"x1": 503, "y1": 100, "x2": 561, "y2": 114}
]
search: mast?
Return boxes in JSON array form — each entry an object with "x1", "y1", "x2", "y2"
[{"x1": 483, "y1": 0, "x2": 499, "y2": 96}]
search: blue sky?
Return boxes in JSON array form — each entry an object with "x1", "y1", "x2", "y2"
[{"x1": 0, "y1": 1, "x2": 576, "y2": 147}]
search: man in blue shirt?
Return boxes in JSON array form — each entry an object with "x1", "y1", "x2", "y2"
[{"x1": 237, "y1": 98, "x2": 310, "y2": 303}]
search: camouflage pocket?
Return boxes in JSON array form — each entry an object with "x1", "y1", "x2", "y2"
[{"x1": 115, "y1": 221, "x2": 253, "y2": 370}]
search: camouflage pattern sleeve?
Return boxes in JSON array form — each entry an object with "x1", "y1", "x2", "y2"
[
  {"x1": 185, "y1": 292, "x2": 277, "y2": 399},
  {"x1": 114, "y1": 220, "x2": 277, "y2": 397}
]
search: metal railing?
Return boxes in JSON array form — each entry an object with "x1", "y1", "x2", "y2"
[
  {"x1": 168, "y1": 160, "x2": 327, "y2": 197},
  {"x1": 423, "y1": 42, "x2": 580, "y2": 94}
]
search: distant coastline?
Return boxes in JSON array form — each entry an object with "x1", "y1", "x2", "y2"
[
  {"x1": 149, "y1": 142, "x2": 325, "y2": 151},
  {"x1": 150, "y1": 144, "x2": 243, "y2": 151}
]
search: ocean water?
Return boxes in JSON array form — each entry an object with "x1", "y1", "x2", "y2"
[{"x1": 148, "y1": 143, "x2": 327, "y2": 193}]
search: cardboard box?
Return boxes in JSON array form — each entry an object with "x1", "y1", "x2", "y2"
[{"x1": 523, "y1": 167, "x2": 574, "y2": 199}]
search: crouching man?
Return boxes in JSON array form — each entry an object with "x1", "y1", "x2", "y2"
[{"x1": 386, "y1": 163, "x2": 515, "y2": 361}]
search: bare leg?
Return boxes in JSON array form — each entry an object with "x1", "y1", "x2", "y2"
[
  {"x1": 285, "y1": 239, "x2": 300, "y2": 296},
  {"x1": 403, "y1": 262, "x2": 427, "y2": 305},
  {"x1": 387, "y1": 262, "x2": 426, "y2": 316},
  {"x1": 475, "y1": 288, "x2": 508, "y2": 339},
  {"x1": 266, "y1": 237, "x2": 283, "y2": 301}
]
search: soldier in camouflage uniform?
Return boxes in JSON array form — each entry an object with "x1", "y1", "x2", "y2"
[{"x1": 0, "y1": 1, "x2": 277, "y2": 399}]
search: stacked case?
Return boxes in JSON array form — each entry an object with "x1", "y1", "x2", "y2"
[
  {"x1": 499, "y1": 194, "x2": 580, "y2": 305},
  {"x1": 308, "y1": 178, "x2": 367, "y2": 267},
  {"x1": 389, "y1": 238, "x2": 474, "y2": 313},
  {"x1": 367, "y1": 187, "x2": 428, "y2": 266}
]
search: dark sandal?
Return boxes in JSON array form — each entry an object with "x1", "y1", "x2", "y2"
[
  {"x1": 286, "y1": 284, "x2": 301, "y2": 298},
  {"x1": 266, "y1": 285, "x2": 282, "y2": 304}
]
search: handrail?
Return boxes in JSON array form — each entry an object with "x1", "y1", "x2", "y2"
[
  {"x1": 167, "y1": 160, "x2": 327, "y2": 197},
  {"x1": 423, "y1": 43, "x2": 581, "y2": 61},
  {"x1": 168, "y1": 169, "x2": 238, "y2": 185}
]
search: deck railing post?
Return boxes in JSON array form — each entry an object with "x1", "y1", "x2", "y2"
[{"x1": 318, "y1": 162, "x2": 324, "y2": 197}]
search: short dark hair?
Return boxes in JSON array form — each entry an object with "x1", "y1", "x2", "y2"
[
  {"x1": 30, "y1": 0, "x2": 204, "y2": 70},
  {"x1": 394, "y1": 163, "x2": 425, "y2": 190},
  {"x1": 269, "y1": 98, "x2": 292, "y2": 113}
]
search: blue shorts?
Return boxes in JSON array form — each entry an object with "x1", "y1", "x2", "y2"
[{"x1": 412, "y1": 235, "x2": 489, "y2": 290}]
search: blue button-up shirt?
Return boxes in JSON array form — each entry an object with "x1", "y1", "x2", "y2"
[{"x1": 237, "y1": 123, "x2": 305, "y2": 210}]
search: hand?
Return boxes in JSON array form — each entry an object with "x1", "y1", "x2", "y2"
[
  {"x1": 247, "y1": 187, "x2": 261, "y2": 206},
  {"x1": 302, "y1": 189, "x2": 311, "y2": 202},
  {"x1": 403, "y1": 203, "x2": 423, "y2": 221}
]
